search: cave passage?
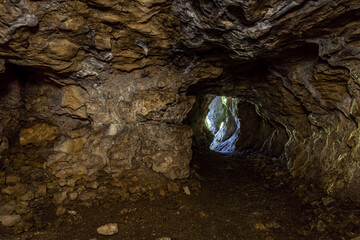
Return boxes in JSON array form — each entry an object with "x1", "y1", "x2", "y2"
[
  {"x1": 2, "y1": 0, "x2": 360, "y2": 238},
  {"x1": 205, "y1": 96, "x2": 240, "y2": 153}
]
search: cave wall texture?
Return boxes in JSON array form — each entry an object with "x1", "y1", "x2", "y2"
[
  {"x1": 0, "y1": 0, "x2": 360, "y2": 210},
  {"x1": 174, "y1": 0, "x2": 360, "y2": 202}
]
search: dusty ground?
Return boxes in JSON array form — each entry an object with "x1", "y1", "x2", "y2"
[{"x1": 0, "y1": 151, "x2": 353, "y2": 240}]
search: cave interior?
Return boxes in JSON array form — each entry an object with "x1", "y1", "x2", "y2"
[{"x1": 1, "y1": 0, "x2": 360, "y2": 239}]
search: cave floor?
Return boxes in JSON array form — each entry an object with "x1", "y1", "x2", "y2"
[{"x1": 3, "y1": 152, "x2": 338, "y2": 240}]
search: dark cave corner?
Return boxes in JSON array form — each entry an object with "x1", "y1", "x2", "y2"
[{"x1": 0, "y1": 63, "x2": 31, "y2": 171}]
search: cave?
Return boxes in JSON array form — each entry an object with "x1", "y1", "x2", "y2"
[{"x1": 1, "y1": 0, "x2": 360, "y2": 239}]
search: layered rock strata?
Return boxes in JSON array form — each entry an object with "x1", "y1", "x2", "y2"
[
  {"x1": 0, "y1": 1, "x2": 359, "y2": 234},
  {"x1": 174, "y1": 0, "x2": 360, "y2": 201}
]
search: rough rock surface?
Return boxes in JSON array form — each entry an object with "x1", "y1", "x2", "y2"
[
  {"x1": 96, "y1": 223, "x2": 118, "y2": 236},
  {"x1": 0, "y1": 0, "x2": 223, "y2": 233},
  {"x1": 174, "y1": 0, "x2": 360, "y2": 202},
  {"x1": 0, "y1": 1, "x2": 360, "y2": 235}
]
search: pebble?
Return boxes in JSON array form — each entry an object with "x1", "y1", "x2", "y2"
[
  {"x1": 88, "y1": 181, "x2": 99, "y2": 189},
  {"x1": 97, "y1": 223, "x2": 118, "y2": 236},
  {"x1": 183, "y1": 186, "x2": 191, "y2": 195},
  {"x1": 69, "y1": 192, "x2": 78, "y2": 201},
  {"x1": 68, "y1": 210, "x2": 77, "y2": 215},
  {"x1": 56, "y1": 206, "x2": 66, "y2": 216},
  {"x1": 1, "y1": 214, "x2": 21, "y2": 226}
]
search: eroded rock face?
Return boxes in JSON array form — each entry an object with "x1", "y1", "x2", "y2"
[
  {"x1": 0, "y1": 0, "x2": 359, "y2": 227},
  {"x1": 235, "y1": 101, "x2": 288, "y2": 158},
  {"x1": 0, "y1": 1, "x2": 223, "y2": 227},
  {"x1": 174, "y1": 0, "x2": 360, "y2": 201}
]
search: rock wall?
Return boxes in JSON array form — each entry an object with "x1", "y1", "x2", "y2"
[
  {"x1": 0, "y1": 0, "x2": 359, "y2": 221},
  {"x1": 235, "y1": 101, "x2": 288, "y2": 158},
  {"x1": 174, "y1": 0, "x2": 360, "y2": 201},
  {"x1": 0, "y1": 0, "x2": 224, "y2": 227},
  {"x1": 183, "y1": 95, "x2": 214, "y2": 151}
]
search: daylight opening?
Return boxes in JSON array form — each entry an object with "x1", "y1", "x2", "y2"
[{"x1": 205, "y1": 96, "x2": 240, "y2": 153}]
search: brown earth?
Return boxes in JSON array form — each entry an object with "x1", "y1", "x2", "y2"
[{"x1": 2, "y1": 151, "x2": 350, "y2": 240}]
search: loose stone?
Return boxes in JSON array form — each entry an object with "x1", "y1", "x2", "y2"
[
  {"x1": 183, "y1": 186, "x2": 191, "y2": 195},
  {"x1": 1, "y1": 214, "x2": 21, "y2": 227},
  {"x1": 96, "y1": 223, "x2": 118, "y2": 236}
]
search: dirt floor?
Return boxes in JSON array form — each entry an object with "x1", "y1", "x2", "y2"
[{"x1": 0, "y1": 151, "x2": 353, "y2": 240}]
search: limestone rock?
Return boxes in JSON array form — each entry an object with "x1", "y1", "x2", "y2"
[
  {"x1": 0, "y1": 0, "x2": 359, "y2": 209},
  {"x1": 19, "y1": 123, "x2": 60, "y2": 146},
  {"x1": 0, "y1": 201, "x2": 15, "y2": 216},
  {"x1": 183, "y1": 186, "x2": 191, "y2": 195},
  {"x1": 54, "y1": 138, "x2": 86, "y2": 154},
  {"x1": 6, "y1": 175, "x2": 21, "y2": 185},
  {"x1": 96, "y1": 223, "x2": 118, "y2": 236},
  {"x1": 56, "y1": 206, "x2": 66, "y2": 216},
  {"x1": 14, "y1": 203, "x2": 30, "y2": 214},
  {"x1": 20, "y1": 191, "x2": 34, "y2": 201},
  {"x1": 61, "y1": 85, "x2": 87, "y2": 118},
  {"x1": 2, "y1": 183, "x2": 26, "y2": 197},
  {"x1": 53, "y1": 191, "x2": 68, "y2": 205},
  {"x1": 0, "y1": 215, "x2": 21, "y2": 227},
  {"x1": 35, "y1": 185, "x2": 47, "y2": 198},
  {"x1": 45, "y1": 39, "x2": 79, "y2": 61}
]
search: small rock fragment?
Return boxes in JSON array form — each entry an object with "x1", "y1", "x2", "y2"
[
  {"x1": 254, "y1": 222, "x2": 267, "y2": 230},
  {"x1": 15, "y1": 203, "x2": 30, "y2": 214},
  {"x1": 183, "y1": 186, "x2": 191, "y2": 195},
  {"x1": 2, "y1": 183, "x2": 26, "y2": 196},
  {"x1": 68, "y1": 210, "x2": 77, "y2": 216},
  {"x1": 35, "y1": 184, "x2": 47, "y2": 198},
  {"x1": 53, "y1": 191, "x2": 68, "y2": 204},
  {"x1": 69, "y1": 192, "x2": 78, "y2": 201},
  {"x1": 97, "y1": 223, "x2": 118, "y2": 236},
  {"x1": 56, "y1": 206, "x2": 66, "y2": 216},
  {"x1": 20, "y1": 191, "x2": 35, "y2": 201},
  {"x1": 88, "y1": 181, "x2": 99, "y2": 189},
  {"x1": 0, "y1": 201, "x2": 15, "y2": 215},
  {"x1": 6, "y1": 175, "x2": 21, "y2": 185},
  {"x1": 1, "y1": 215, "x2": 21, "y2": 227}
]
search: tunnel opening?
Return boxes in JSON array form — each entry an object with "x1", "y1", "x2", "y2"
[
  {"x1": 205, "y1": 96, "x2": 240, "y2": 153},
  {"x1": 185, "y1": 94, "x2": 288, "y2": 160},
  {"x1": 1, "y1": 0, "x2": 360, "y2": 238}
]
